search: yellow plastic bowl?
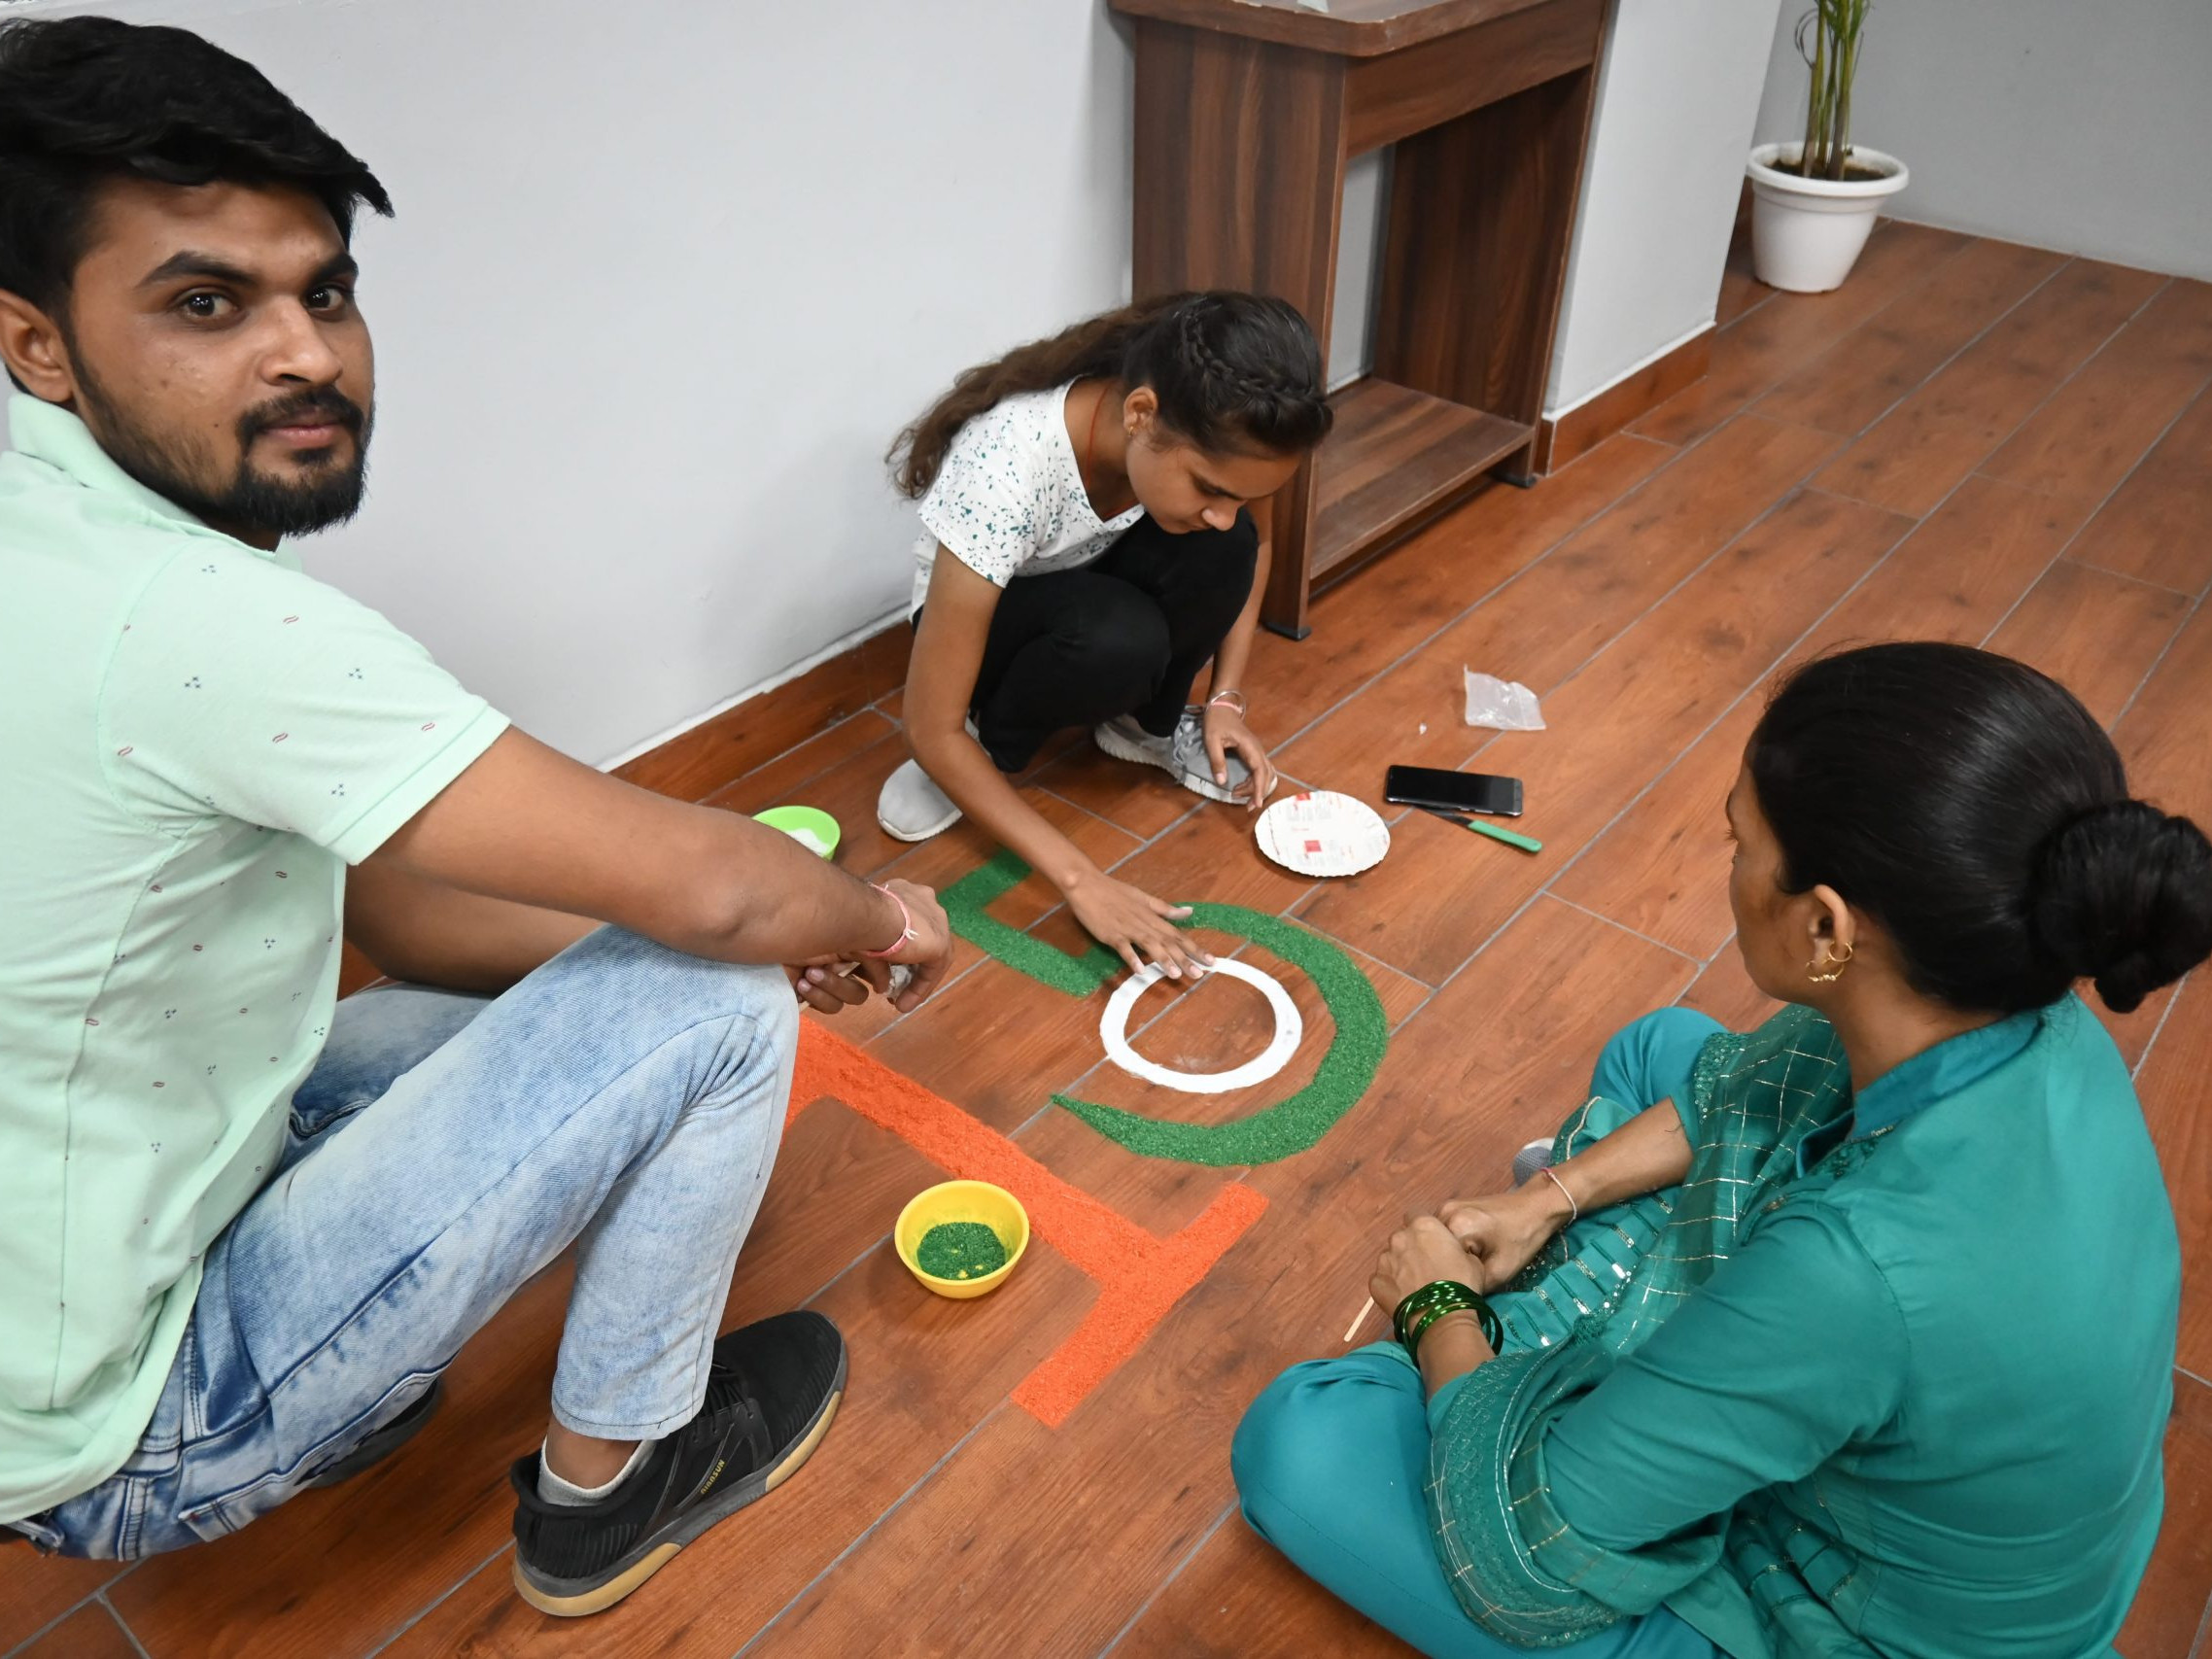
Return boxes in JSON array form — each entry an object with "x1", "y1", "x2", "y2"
[{"x1": 894, "y1": 1180, "x2": 1030, "y2": 1299}]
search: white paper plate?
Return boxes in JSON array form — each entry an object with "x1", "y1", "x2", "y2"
[{"x1": 1255, "y1": 790, "x2": 1391, "y2": 878}]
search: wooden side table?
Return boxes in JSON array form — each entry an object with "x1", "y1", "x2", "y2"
[{"x1": 1111, "y1": 0, "x2": 1607, "y2": 636}]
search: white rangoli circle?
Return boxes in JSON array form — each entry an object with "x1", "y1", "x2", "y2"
[{"x1": 1098, "y1": 959, "x2": 1304, "y2": 1094}]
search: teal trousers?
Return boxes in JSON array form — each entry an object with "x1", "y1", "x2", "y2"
[{"x1": 1230, "y1": 1009, "x2": 1726, "y2": 1659}]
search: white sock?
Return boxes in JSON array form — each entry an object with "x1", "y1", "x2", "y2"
[{"x1": 537, "y1": 1437, "x2": 651, "y2": 1506}]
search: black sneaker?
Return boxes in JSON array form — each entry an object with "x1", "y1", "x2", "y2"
[
  {"x1": 306, "y1": 1378, "x2": 443, "y2": 1488},
  {"x1": 507, "y1": 1311, "x2": 847, "y2": 1616}
]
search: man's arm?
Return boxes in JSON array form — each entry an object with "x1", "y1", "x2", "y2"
[
  {"x1": 344, "y1": 859, "x2": 600, "y2": 993},
  {"x1": 352, "y1": 728, "x2": 947, "y2": 1001}
]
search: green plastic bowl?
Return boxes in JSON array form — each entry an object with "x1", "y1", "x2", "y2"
[{"x1": 754, "y1": 804, "x2": 841, "y2": 859}]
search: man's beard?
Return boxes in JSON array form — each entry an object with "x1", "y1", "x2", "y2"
[{"x1": 76, "y1": 366, "x2": 371, "y2": 540}]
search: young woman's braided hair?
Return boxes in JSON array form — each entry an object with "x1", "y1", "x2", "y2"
[{"x1": 891, "y1": 291, "x2": 1332, "y2": 499}]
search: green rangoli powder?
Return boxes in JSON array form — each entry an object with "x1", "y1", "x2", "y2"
[{"x1": 916, "y1": 1221, "x2": 1008, "y2": 1281}]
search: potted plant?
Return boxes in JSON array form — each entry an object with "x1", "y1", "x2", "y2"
[{"x1": 1747, "y1": 0, "x2": 1908, "y2": 293}]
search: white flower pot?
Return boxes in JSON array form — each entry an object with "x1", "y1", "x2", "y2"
[{"x1": 1746, "y1": 141, "x2": 1910, "y2": 294}]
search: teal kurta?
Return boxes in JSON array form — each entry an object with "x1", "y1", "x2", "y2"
[{"x1": 1430, "y1": 997, "x2": 2177, "y2": 1657}]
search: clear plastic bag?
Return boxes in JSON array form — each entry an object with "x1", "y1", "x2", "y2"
[{"x1": 1463, "y1": 669, "x2": 1546, "y2": 732}]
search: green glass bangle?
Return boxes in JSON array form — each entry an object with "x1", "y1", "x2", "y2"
[
  {"x1": 1391, "y1": 1279, "x2": 1468, "y2": 1345},
  {"x1": 1392, "y1": 1280, "x2": 1503, "y2": 1359},
  {"x1": 1392, "y1": 1278, "x2": 1474, "y2": 1343}
]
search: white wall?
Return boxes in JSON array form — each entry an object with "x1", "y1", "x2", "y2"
[
  {"x1": 1331, "y1": 152, "x2": 1391, "y2": 394},
  {"x1": 6, "y1": 0, "x2": 1782, "y2": 761},
  {"x1": 1544, "y1": 0, "x2": 1782, "y2": 418},
  {"x1": 1753, "y1": 0, "x2": 2212, "y2": 280},
  {"x1": 6, "y1": 0, "x2": 1139, "y2": 766}
]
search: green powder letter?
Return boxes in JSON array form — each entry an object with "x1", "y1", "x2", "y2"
[{"x1": 916, "y1": 1221, "x2": 1009, "y2": 1281}]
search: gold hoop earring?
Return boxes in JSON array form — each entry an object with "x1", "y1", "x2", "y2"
[{"x1": 1806, "y1": 941, "x2": 1854, "y2": 985}]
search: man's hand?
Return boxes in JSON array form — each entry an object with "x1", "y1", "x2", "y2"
[
  {"x1": 869, "y1": 879, "x2": 951, "y2": 1010},
  {"x1": 788, "y1": 963, "x2": 872, "y2": 1015}
]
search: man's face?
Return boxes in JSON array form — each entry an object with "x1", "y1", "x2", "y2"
[{"x1": 20, "y1": 177, "x2": 375, "y2": 546}]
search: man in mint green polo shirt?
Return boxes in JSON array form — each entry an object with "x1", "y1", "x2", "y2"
[{"x1": 0, "y1": 17, "x2": 953, "y2": 1615}]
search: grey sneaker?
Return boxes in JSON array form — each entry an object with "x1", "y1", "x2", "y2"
[
  {"x1": 1510, "y1": 1138, "x2": 1556, "y2": 1189},
  {"x1": 1093, "y1": 709, "x2": 1248, "y2": 804},
  {"x1": 877, "y1": 757, "x2": 961, "y2": 843}
]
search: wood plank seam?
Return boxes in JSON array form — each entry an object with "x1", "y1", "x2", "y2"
[
  {"x1": 356, "y1": 1539, "x2": 515, "y2": 1659},
  {"x1": 1545, "y1": 894, "x2": 1706, "y2": 965},
  {"x1": 2043, "y1": 556, "x2": 2204, "y2": 602},
  {"x1": 1636, "y1": 225, "x2": 1988, "y2": 452},
  {"x1": 727, "y1": 1406, "x2": 1012, "y2": 1659},
  {"x1": 1524, "y1": 413, "x2": 2163, "y2": 1022},
  {"x1": 1971, "y1": 278, "x2": 2194, "y2": 659},
  {"x1": 1095, "y1": 1499, "x2": 1243, "y2": 1658},
  {"x1": 94, "y1": 1598, "x2": 150, "y2": 1659},
  {"x1": 1208, "y1": 429, "x2": 1739, "y2": 807},
  {"x1": 2096, "y1": 590, "x2": 2205, "y2": 732},
  {"x1": 1743, "y1": 235, "x2": 2055, "y2": 443},
  {"x1": 1417, "y1": 467, "x2": 1905, "y2": 1002},
  {"x1": 0, "y1": 1567, "x2": 143, "y2": 1659},
  {"x1": 1547, "y1": 341, "x2": 2199, "y2": 1086},
  {"x1": 1041, "y1": 441, "x2": 1711, "y2": 876}
]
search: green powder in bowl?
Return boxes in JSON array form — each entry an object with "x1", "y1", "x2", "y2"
[{"x1": 915, "y1": 1221, "x2": 1009, "y2": 1282}]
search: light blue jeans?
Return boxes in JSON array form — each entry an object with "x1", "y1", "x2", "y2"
[
  {"x1": 18, "y1": 927, "x2": 795, "y2": 1560},
  {"x1": 1231, "y1": 1009, "x2": 1726, "y2": 1659}
]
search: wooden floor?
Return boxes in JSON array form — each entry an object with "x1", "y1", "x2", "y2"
[{"x1": 10, "y1": 220, "x2": 2212, "y2": 1659}]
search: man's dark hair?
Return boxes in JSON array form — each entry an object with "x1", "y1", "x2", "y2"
[{"x1": 0, "y1": 16, "x2": 393, "y2": 313}]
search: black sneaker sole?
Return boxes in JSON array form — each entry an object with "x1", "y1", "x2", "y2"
[
  {"x1": 305, "y1": 1379, "x2": 442, "y2": 1489},
  {"x1": 510, "y1": 1347, "x2": 847, "y2": 1617}
]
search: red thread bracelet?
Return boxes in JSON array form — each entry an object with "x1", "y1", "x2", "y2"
[{"x1": 861, "y1": 883, "x2": 916, "y2": 958}]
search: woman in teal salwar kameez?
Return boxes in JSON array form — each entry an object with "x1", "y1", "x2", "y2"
[{"x1": 1234, "y1": 643, "x2": 2212, "y2": 1659}]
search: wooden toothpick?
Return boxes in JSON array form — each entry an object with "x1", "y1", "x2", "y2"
[{"x1": 1342, "y1": 1296, "x2": 1374, "y2": 1345}]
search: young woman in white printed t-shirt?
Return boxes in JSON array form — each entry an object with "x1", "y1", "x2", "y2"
[{"x1": 878, "y1": 292, "x2": 1332, "y2": 981}]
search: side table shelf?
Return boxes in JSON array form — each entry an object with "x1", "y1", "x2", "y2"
[{"x1": 1114, "y1": 0, "x2": 1607, "y2": 636}]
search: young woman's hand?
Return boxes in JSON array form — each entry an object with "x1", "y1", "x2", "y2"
[
  {"x1": 1438, "y1": 1184, "x2": 1572, "y2": 1293},
  {"x1": 1202, "y1": 705, "x2": 1277, "y2": 811},
  {"x1": 1066, "y1": 872, "x2": 1214, "y2": 981},
  {"x1": 1368, "y1": 1214, "x2": 1481, "y2": 1314}
]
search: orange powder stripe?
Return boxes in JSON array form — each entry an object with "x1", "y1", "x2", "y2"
[{"x1": 791, "y1": 1020, "x2": 1266, "y2": 1427}]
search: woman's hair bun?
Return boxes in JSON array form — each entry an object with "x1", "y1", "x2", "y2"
[{"x1": 2031, "y1": 801, "x2": 2212, "y2": 1014}]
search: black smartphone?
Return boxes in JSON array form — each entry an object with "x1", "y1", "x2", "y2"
[{"x1": 1384, "y1": 764, "x2": 1524, "y2": 818}]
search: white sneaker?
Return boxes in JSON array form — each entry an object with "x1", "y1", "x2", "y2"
[
  {"x1": 1093, "y1": 709, "x2": 1249, "y2": 804},
  {"x1": 877, "y1": 758, "x2": 962, "y2": 843}
]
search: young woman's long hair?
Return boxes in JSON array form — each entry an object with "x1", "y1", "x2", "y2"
[{"x1": 890, "y1": 291, "x2": 1332, "y2": 499}]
